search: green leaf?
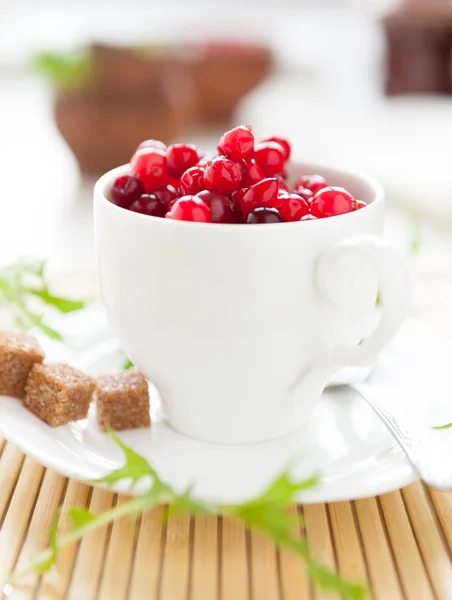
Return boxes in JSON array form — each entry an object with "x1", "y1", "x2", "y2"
[
  {"x1": 31, "y1": 50, "x2": 92, "y2": 90},
  {"x1": 249, "y1": 470, "x2": 319, "y2": 506},
  {"x1": 29, "y1": 289, "x2": 85, "y2": 313},
  {"x1": 122, "y1": 359, "x2": 134, "y2": 370},
  {"x1": 20, "y1": 310, "x2": 62, "y2": 341},
  {"x1": 16, "y1": 260, "x2": 46, "y2": 277},
  {"x1": 48, "y1": 509, "x2": 62, "y2": 569},
  {"x1": 94, "y1": 431, "x2": 159, "y2": 491},
  {"x1": 301, "y1": 541, "x2": 366, "y2": 599},
  {"x1": 0, "y1": 258, "x2": 88, "y2": 341},
  {"x1": 409, "y1": 211, "x2": 422, "y2": 256},
  {"x1": 68, "y1": 507, "x2": 98, "y2": 529},
  {"x1": 433, "y1": 422, "x2": 452, "y2": 430},
  {"x1": 172, "y1": 485, "x2": 219, "y2": 517}
]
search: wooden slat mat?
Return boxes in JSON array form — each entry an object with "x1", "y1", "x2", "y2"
[{"x1": 1, "y1": 437, "x2": 452, "y2": 600}]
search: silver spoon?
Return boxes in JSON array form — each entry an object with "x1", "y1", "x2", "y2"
[{"x1": 328, "y1": 366, "x2": 452, "y2": 491}]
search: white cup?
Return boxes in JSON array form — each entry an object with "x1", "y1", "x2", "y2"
[{"x1": 94, "y1": 162, "x2": 410, "y2": 444}]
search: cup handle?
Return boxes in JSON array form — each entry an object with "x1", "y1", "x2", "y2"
[{"x1": 315, "y1": 234, "x2": 410, "y2": 367}]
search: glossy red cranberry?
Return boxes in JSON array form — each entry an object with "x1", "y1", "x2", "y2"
[
  {"x1": 197, "y1": 190, "x2": 235, "y2": 224},
  {"x1": 301, "y1": 214, "x2": 318, "y2": 221},
  {"x1": 355, "y1": 200, "x2": 367, "y2": 210},
  {"x1": 108, "y1": 173, "x2": 145, "y2": 209},
  {"x1": 129, "y1": 194, "x2": 166, "y2": 217},
  {"x1": 154, "y1": 185, "x2": 179, "y2": 208},
  {"x1": 242, "y1": 159, "x2": 264, "y2": 186},
  {"x1": 137, "y1": 139, "x2": 167, "y2": 152},
  {"x1": 261, "y1": 136, "x2": 291, "y2": 160},
  {"x1": 310, "y1": 186, "x2": 355, "y2": 218},
  {"x1": 273, "y1": 193, "x2": 309, "y2": 222},
  {"x1": 130, "y1": 148, "x2": 169, "y2": 192},
  {"x1": 253, "y1": 141, "x2": 286, "y2": 176},
  {"x1": 246, "y1": 207, "x2": 283, "y2": 224},
  {"x1": 292, "y1": 186, "x2": 314, "y2": 202},
  {"x1": 276, "y1": 175, "x2": 289, "y2": 192},
  {"x1": 204, "y1": 157, "x2": 243, "y2": 194},
  {"x1": 179, "y1": 166, "x2": 205, "y2": 195},
  {"x1": 166, "y1": 144, "x2": 200, "y2": 178},
  {"x1": 166, "y1": 196, "x2": 212, "y2": 222},
  {"x1": 294, "y1": 174, "x2": 327, "y2": 195},
  {"x1": 218, "y1": 125, "x2": 254, "y2": 160},
  {"x1": 238, "y1": 178, "x2": 279, "y2": 217}
]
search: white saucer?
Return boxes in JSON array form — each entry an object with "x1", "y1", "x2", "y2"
[{"x1": 1, "y1": 318, "x2": 451, "y2": 504}]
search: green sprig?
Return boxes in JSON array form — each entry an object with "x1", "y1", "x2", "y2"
[
  {"x1": 8, "y1": 433, "x2": 367, "y2": 599},
  {"x1": 0, "y1": 259, "x2": 87, "y2": 340},
  {"x1": 31, "y1": 50, "x2": 92, "y2": 91}
]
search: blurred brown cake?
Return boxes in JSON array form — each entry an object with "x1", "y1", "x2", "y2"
[
  {"x1": 53, "y1": 43, "x2": 198, "y2": 175},
  {"x1": 40, "y1": 40, "x2": 272, "y2": 175},
  {"x1": 383, "y1": 1, "x2": 452, "y2": 95},
  {"x1": 184, "y1": 41, "x2": 273, "y2": 121}
]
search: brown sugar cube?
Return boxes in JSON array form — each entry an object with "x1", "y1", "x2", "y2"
[
  {"x1": 0, "y1": 331, "x2": 45, "y2": 399},
  {"x1": 96, "y1": 371, "x2": 151, "y2": 432},
  {"x1": 24, "y1": 363, "x2": 95, "y2": 427}
]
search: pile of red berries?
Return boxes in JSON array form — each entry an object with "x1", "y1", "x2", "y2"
[{"x1": 108, "y1": 126, "x2": 367, "y2": 223}]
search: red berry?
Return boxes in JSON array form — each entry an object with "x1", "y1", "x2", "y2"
[
  {"x1": 276, "y1": 175, "x2": 289, "y2": 192},
  {"x1": 179, "y1": 166, "x2": 205, "y2": 195},
  {"x1": 292, "y1": 186, "x2": 314, "y2": 202},
  {"x1": 310, "y1": 186, "x2": 355, "y2": 218},
  {"x1": 238, "y1": 178, "x2": 279, "y2": 217},
  {"x1": 218, "y1": 125, "x2": 254, "y2": 160},
  {"x1": 166, "y1": 144, "x2": 200, "y2": 179},
  {"x1": 232, "y1": 187, "x2": 246, "y2": 210},
  {"x1": 130, "y1": 148, "x2": 169, "y2": 192},
  {"x1": 108, "y1": 173, "x2": 145, "y2": 209},
  {"x1": 273, "y1": 193, "x2": 309, "y2": 222},
  {"x1": 197, "y1": 190, "x2": 235, "y2": 224},
  {"x1": 136, "y1": 139, "x2": 167, "y2": 152},
  {"x1": 253, "y1": 141, "x2": 286, "y2": 176},
  {"x1": 154, "y1": 185, "x2": 179, "y2": 208},
  {"x1": 355, "y1": 200, "x2": 367, "y2": 210},
  {"x1": 301, "y1": 214, "x2": 318, "y2": 221},
  {"x1": 166, "y1": 196, "x2": 212, "y2": 222},
  {"x1": 246, "y1": 207, "x2": 283, "y2": 224},
  {"x1": 261, "y1": 136, "x2": 291, "y2": 160},
  {"x1": 129, "y1": 194, "x2": 166, "y2": 217},
  {"x1": 294, "y1": 174, "x2": 327, "y2": 195},
  {"x1": 204, "y1": 157, "x2": 243, "y2": 194},
  {"x1": 242, "y1": 159, "x2": 264, "y2": 186}
]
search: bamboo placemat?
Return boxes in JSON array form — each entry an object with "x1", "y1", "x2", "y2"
[{"x1": 1, "y1": 436, "x2": 452, "y2": 600}]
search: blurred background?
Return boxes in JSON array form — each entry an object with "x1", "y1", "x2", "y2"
[{"x1": 1, "y1": 0, "x2": 452, "y2": 335}]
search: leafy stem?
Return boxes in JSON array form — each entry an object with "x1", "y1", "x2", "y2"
[
  {"x1": 0, "y1": 259, "x2": 86, "y2": 340},
  {"x1": 31, "y1": 50, "x2": 92, "y2": 91},
  {"x1": 433, "y1": 422, "x2": 452, "y2": 430},
  {"x1": 7, "y1": 433, "x2": 367, "y2": 599}
]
